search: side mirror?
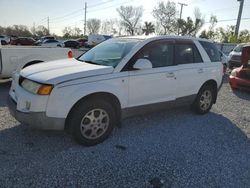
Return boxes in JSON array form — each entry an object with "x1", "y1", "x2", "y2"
[
  {"x1": 241, "y1": 45, "x2": 250, "y2": 66},
  {"x1": 133, "y1": 59, "x2": 152, "y2": 70}
]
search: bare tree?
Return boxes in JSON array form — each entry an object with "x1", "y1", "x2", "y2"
[
  {"x1": 152, "y1": 1, "x2": 177, "y2": 35},
  {"x1": 87, "y1": 18, "x2": 101, "y2": 34},
  {"x1": 100, "y1": 19, "x2": 118, "y2": 35},
  {"x1": 35, "y1": 25, "x2": 49, "y2": 37},
  {"x1": 116, "y1": 6, "x2": 143, "y2": 36}
]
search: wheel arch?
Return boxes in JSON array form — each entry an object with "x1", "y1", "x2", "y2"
[
  {"x1": 65, "y1": 92, "x2": 122, "y2": 131},
  {"x1": 22, "y1": 60, "x2": 44, "y2": 69},
  {"x1": 199, "y1": 79, "x2": 218, "y2": 103}
]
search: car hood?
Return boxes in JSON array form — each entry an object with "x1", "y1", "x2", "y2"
[{"x1": 20, "y1": 58, "x2": 114, "y2": 84}]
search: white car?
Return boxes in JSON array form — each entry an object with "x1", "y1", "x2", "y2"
[
  {"x1": 228, "y1": 43, "x2": 245, "y2": 69},
  {"x1": 8, "y1": 36, "x2": 223, "y2": 146},
  {"x1": 40, "y1": 39, "x2": 64, "y2": 48},
  {"x1": 0, "y1": 46, "x2": 72, "y2": 78},
  {"x1": 0, "y1": 35, "x2": 10, "y2": 45}
]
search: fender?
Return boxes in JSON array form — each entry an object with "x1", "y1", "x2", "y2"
[{"x1": 46, "y1": 80, "x2": 128, "y2": 118}]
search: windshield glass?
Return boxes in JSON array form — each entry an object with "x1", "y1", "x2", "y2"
[
  {"x1": 78, "y1": 38, "x2": 141, "y2": 67},
  {"x1": 233, "y1": 44, "x2": 244, "y2": 52}
]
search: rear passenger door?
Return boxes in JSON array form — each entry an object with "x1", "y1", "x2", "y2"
[{"x1": 174, "y1": 40, "x2": 207, "y2": 98}]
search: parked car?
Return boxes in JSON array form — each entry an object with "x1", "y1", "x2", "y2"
[
  {"x1": 229, "y1": 44, "x2": 250, "y2": 91},
  {"x1": 77, "y1": 38, "x2": 88, "y2": 47},
  {"x1": 228, "y1": 43, "x2": 246, "y2": 69},
  {"x1": 34, "y1": 36, "x2": 56, "y2": 46},
  {"x1": 10, "y1": 37, "x2": 35, "y2": 45},
  {"x1": 0, "y1": 35, "x2": 10, "y2": 45},
  {"x1": 63, "y1": 40, "x2": 80, "y2": 48},
  {"x1": 87, "y1": 34, "x2": 112, "y2": 47},
  {"x1": 0, "y1": 46, "x2": 72, "y2": 78},
  {"x1": 8, "y1": 36, "x2": 223, "y2": 146},
  {"x1": 41, "y1": 36, "x2": 55, "y2": 41},
  {"x1": 218, "y1": 49, "x2": 229, "y2": 72},
  {"x1": 40, "y1": 39, "x2": 64, "y2": 47}
]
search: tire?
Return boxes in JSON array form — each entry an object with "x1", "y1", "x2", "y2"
[
  {"x1": 68, "y1": 99, "x2": 116, "y2": 146},
  {"x1": 192, "y1": 85, "x2": 215, "y2": 114}
]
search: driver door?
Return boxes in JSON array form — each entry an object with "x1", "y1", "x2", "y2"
[{"x1": 127, "y1": 40, "x2": 178, "y2": 107}]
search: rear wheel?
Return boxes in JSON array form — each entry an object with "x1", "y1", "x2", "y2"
[
  {"x1": 192, "y1": 85, "x2": 215, "y2": 114},
  {"x1": 68, "y1": 99, "x2": 116, "y2": 146}
]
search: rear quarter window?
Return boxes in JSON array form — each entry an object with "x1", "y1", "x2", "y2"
[{"x1": 199, "y1": 41, "x2": 221, "y2": 62}]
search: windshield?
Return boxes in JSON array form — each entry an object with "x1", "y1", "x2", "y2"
[
  {"x1": 233, "y1": 44, "x2": 244, "y2": 53},
  {"x1": 78, "y1": 38, "x2": 141, "y2": 67}
]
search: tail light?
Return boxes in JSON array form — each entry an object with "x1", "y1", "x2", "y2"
[{"x1": 68, "y1": 51, "x2": 73, "y2": 58}]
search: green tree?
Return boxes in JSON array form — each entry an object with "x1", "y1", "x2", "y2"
[
  {"x1": 178, "y1": 8, "x2": 204, "y2": 36},
  {"x1": 142, "y1": 22, "x2": 155, "y2": 35},
  {"x1": 199, "y1": 15, "x2": 218, "y2": 40}
]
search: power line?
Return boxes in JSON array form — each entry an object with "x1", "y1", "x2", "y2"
[
  {"x1": 88, "y1": 0, "x2": 116, "y2": 9},
  {"x1": 50, "y1": 9, "x2": 82, "y2": 21},
  {"x1": 87, "y1": 0, "x2": 133, "y2": 14},
  {"x1": 204, "y1": 17, "x2": 250, "y2": 24}
]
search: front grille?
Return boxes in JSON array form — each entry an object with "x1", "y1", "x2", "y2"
[{"x1": 231, "y1": 55, "x2": 241, "y2": 61}]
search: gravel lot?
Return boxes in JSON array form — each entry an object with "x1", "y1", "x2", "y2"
[{"x1": 0, "y1": 76, "x2": 249, "y2": 188}]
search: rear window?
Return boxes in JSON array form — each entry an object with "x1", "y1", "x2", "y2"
[{"x1": 199, "y1": 41, "x2": 220, "y2": 62}]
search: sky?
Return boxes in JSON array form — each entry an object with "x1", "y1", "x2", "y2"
[{"x1": 0, "y1": 0, "x2": 250, "y2": 36}]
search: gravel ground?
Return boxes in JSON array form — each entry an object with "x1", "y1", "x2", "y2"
[{"x1": 0, "y1": 76, "x2": 249, "y2": 188}]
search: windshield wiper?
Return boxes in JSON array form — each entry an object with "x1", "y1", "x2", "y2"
[{"x1": 79, "y1": 60, "x2": 99, "y2": 65}]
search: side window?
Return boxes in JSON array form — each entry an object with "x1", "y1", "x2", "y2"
[
  {"x1": 199, "y1": 41, "x2": 220, "y2": 62},
  {"x1": 135, "y1": 41, "x2": 174, "y2": 68},
  {"x1": 175, "y1": 44, "x2": 203, "y2": 65}
]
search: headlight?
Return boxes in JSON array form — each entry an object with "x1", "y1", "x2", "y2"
[
  {"x1": 21, "y1": 79, "x2": 53, "y2": 95},
  {"x1": 230, "y1": 69, "x2": 238, "y2": 77}
]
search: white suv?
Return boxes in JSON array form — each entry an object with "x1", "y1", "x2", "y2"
[{"x1": 8, "y1": 36, "x2": 223, "y2": 146}]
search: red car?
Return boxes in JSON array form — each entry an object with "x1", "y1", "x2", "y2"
[
  {"x1": 229, "y1": 44, "x2": 250, "y2": 91},
  {"x1": 10, "y1": 37, "x2": 35, "y2": 45}
]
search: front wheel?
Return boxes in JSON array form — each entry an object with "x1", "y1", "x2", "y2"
[
  {"x1": 68, "y1": 99, "x2": 116, "y2": 146},
  {"x1": 192, "y1": 85, "x2": 215, "y2": 114}
]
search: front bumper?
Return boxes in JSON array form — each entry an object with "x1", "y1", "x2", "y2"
[
  {"x1": 228, "y1": 60, "x2": 241, "y2": 68},
  {"x1": 7, "y1": 95, "x2": 65, "y2": 130},
  {"x1": 229, "y1": 75, "x2": 250, "y2": 91}
]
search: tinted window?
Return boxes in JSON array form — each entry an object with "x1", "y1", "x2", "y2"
[
  {"x1": 45, "y1": 39, "x2": 58, "y2": 43},
  {"x1": 199, "y1": 41, "x2": 220, "y2": 62},
  {"x1": 175, "y1": 44, "x2": 203, "y2": 64},
  {"x1": 135, "y1": 41, "x2": 174, "y2": 68}
]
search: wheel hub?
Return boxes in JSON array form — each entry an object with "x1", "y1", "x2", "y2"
[
  {"x1": 200, "y1": 90, "x2": 212, "y2": 111},
  {"x1": 80, "y1": 109, "x2": 109, "y2": 139}
]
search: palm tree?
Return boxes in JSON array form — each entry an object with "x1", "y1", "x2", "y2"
[{"x1": 142, "y1": 22, "x2": 155, "y2": 36}]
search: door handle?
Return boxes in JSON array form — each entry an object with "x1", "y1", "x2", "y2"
[
  {"x1": 166, "y1": 72, "x2": 175, "y2": 78},
  {"x1": 198, "y1": 68, "x2": 204, "y2": 73}
]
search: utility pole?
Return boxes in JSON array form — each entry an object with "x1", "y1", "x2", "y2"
[
  {"x1": 235, "y1": 0, "x2": 244, "y2": 37},
  {"x1": 84, "y1": 2, "x2": 87, "y2": 36},
  {"x1": 178, "y1": 2, "x2": 188, "y2": 35},
  {"x1": 47, "y1": 16, "x2": 50, "y2": 35}
]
